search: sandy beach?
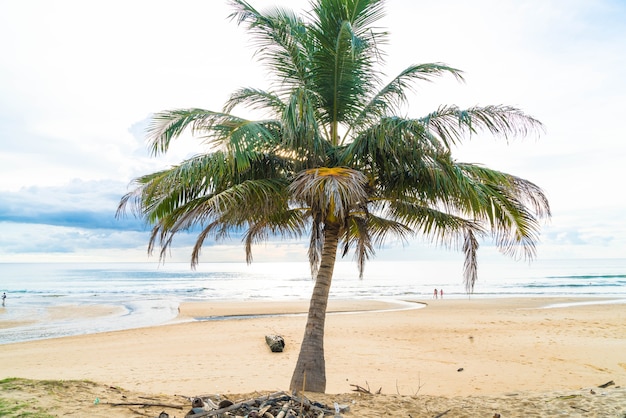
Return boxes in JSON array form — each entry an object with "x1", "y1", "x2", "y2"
[{"x1": 1, "y1": 297, "x2": 625, "y2": 417}]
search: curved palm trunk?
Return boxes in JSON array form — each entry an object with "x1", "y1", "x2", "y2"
[{"x1": 289, "y1": 222, "x2": 341, "y2": 393}]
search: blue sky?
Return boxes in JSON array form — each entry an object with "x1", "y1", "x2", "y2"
[{"x1": 1, "y1": 0, "x2": 625, "y2": 264}]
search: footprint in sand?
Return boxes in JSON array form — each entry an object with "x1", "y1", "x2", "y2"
[{"x1": 619, "y1": 362, "x2": 626, "y2": 371}]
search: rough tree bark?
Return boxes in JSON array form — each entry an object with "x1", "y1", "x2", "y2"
[{"x1": 289, "y1": 222, "x2": 341, "y2": 393}]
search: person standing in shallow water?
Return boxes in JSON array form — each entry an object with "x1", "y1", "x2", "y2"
[
  {"x1": 433, "y1": 289, "x2": 438, "y2": 299},
  {"x1": 2, "y1": 292, "x2": 5, "y2": 306},
  {"x1": 440, "y1": 289, "x2": 443, "y2": 299}
]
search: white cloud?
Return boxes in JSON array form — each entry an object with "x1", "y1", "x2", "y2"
[{"x1": 0, "y1": 0, "x2": 625, "y2": 263}]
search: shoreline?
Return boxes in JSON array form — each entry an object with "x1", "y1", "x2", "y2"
[
  {"x1": 1, "y1": 296, "x2": 625, "y2": 396},
  {"x1": 2, "y1": 294, "x2": 626, "y2": 345}
]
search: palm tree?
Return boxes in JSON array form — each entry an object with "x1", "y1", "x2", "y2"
[{"x1": 118, "y1": 0, "x2": 550, "y2": 393}]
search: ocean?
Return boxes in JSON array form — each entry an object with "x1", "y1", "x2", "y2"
[{"x1": 1, "y1": 258, "x2": 625, "y2": 344}]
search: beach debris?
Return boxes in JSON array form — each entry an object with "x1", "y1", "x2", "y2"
[
  {"x1": 493, "y1": 414, "x2": 501, "y2": 418},
  {"x1": 111, "y1": 401, "x2": 184, "y2": 409},
  {"x1": 456, "y1": 368, "x2": 464, "y2": 372},
  {"x1": 548, "y1": 394, "x2": 581, "y2": 402},
  {"x1": 349, "y1": 382, "x2": 381, "y2": 394},
  {"x1": 185, "y1": 397, "x2": 210, "y2": 416},
  {"x1": 590, "y1": 389, "x2": 596, "y2": 394},
  {"x1": 598, "y1": 380, "x2": 615, "y2": 388},
  {"x1": 181, "y1": 391, "x2": 345, "y2": 417},
  {"x1": 265, "y1": 334, "x2": 286, "y2": 352},
  {"x1": 158, "y1": 413, "x2": 170, "y2": 418},
  {"x1": 219, "y1": 399, "x2": 234, "y2": 408},
  {"x1": 571, "y1": 405, "x2": 590, "y2": 413}
]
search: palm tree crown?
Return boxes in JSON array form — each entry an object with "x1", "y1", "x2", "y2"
[{"x1": 119, "y1": 0, "x2": 550, "y2": 393}]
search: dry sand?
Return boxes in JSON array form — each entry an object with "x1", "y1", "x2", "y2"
[{"x1": 1, "y1": 297, "x2": 625, "y2": 417}]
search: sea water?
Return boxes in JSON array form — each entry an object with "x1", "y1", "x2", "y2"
[{"x1": 1, "y1": 258, "x2": 625, "y2": 344}]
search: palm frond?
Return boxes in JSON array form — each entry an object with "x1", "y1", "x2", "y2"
[
  {"x1": 243, "y1": 209, "x2": 308, "y2": 263},
  {"x1": 281, "y1": 87, "x2": 328, "y2": 164},
  {"x1": 223, "y1": 87, "x2": 286, "y2": 116},
  {"x1": 421, "y1": 105, "x2": 544, "y2": 148},
  {"x1": 190, "y1": 221, "x2": 226, "y2": 267},
  {"x1": 342, "y1": 116, "x2": 445, "y2": 185},
  {"x1": 387, "y1": 198, "x2": 486, "y2": 247},
  {"x1": 147, "y1": 108, "x2": 283, "y2": 159},
  {"x1": 148, "y1": 177, "x2": 291, "y2": 266},
  {"x1": 118, "y1": 153, "x2": 228, "y2": 222},
  {"x1": 462, "y1": 227, "x2": 479, "y2": 292},
  {"x1": 342, "y1": 212, "x2": 414, "y2": 277},
  {"x1": 215, "y1": 118, "x2": 284, "y2": 172},
  {"x1": 353, "y1": 63, "x2": 464, "y2": 130},
  {"x1": 343, "y1": 215, "x2": 373, "y2": 278},
  {"x1": 147, "y1": 108, "x2": 224, "y2": 155},
  {"x1": 308, "y1": 0, "x2": 387, "y2": 135},
  {"x1": 452, "y1": 163, "x2": 550, "y2": 261},
  {"x1": 228, "y1": 0, "x2": 309, "y2": 92}
]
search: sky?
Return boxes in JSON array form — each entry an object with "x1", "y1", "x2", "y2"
[{"x1": 1, "y1": 0, "x2": 625, "y2": 266}]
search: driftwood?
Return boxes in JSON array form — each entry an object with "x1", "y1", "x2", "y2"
[
  {"x1": 350, "y1": 383, "x2": 381, "y2": 394},
  {"x1": 186, "y1": 391, "x2": 344, "y2": 418},
  {"x1": 571, "y1": 405, "x2": 590, "y2": 413},
  {"x1": 108, "y1": 401, "x2": 183, "y2": 409},
  {"x1": 275, "y1": 403, "x2": 292, "y2": 418},
  {"x1": 265, "y1": 334, "x2": 286, "y2": 352},
  {"x1": 598, "y1": 380, "x2": 615, "y2": 388}
]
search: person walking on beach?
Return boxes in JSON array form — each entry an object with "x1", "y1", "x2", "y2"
[
  {"x1": 2, "y1": 292, "x2": 5, "y2": 306},
  {"x1": 440, "y1": 289, "x2": 443, "y2": 299},
  {"x1": 433, "y1": 288, "x2": 438, "y2": 299}
]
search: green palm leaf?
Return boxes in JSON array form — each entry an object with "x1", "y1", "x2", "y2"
[
  {"x1": 421, "y1": 104, "x2": 544, "y2": 147},
  {"x1": 353, "y1": 63, "x2": 464, "y2": 131}
]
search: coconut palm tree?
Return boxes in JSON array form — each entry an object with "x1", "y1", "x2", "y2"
[{"x1": 118, "y1": 0, "x2": 550, "y2": 393}]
